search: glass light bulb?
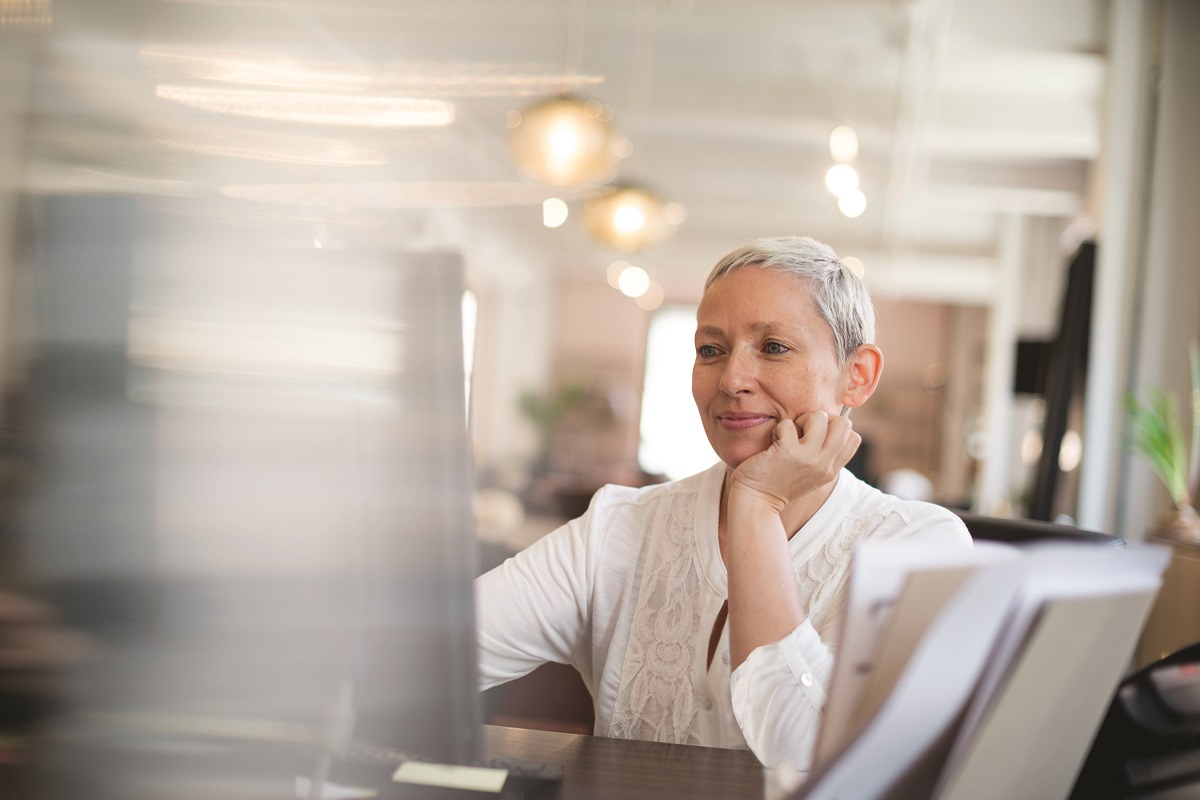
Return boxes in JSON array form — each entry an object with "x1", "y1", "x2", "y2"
[
  {"x1": 508, "y1": 96, "x2": 618, "y2": 188},
  {"x1": 618, "y1": 266, "x2": 650, "y2": 298},
  {"x1": 613, "y1": 205, "x2": 645, "y2": 234},
  {"x1": 841, "y1": 256, "x2": 865, "y2": 278},
  {"x1": 825, "y1": 164, "x2": 859, "y2": 197},
  {"x1": 607, "y1": 260, "x2": 630, "y2": 288},
  {"x1": 636, "y1": 281, "x2": 665, "y2": 311},
  {"x1": 549, "y1": 123, "x2": 580, "y2": 159},
  {"x1": 542, "y1": 197, "x2": 569, "y2": 228},
  {"x1": 838, "y1": 189, "x2": 867, "y2": 218},
  {"x1": 583, "y1": 185, "x2": 672, "y2": 252},
  {"x1": 829, "y1": 126, "x2": 859, "y2": 162}
]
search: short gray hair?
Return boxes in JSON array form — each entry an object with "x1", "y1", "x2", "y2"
[{"x1": 704, "y1": 236, "x2": 875, "y2": 364}]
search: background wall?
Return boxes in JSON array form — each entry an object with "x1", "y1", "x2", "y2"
[
  {"x1": 1081, "y1": 0, "x2": 1200, "y2": 538},
  {"x1": 0, "y1": 0, "x2": 1195, "y2": 544}
]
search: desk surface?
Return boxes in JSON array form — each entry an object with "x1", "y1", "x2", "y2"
[
  {"x1": 0, "y1": 724, "x2": 766, "y2": 800},
  {"x1": 481, "y1": 725, "x2": 765, "y2": 800}
]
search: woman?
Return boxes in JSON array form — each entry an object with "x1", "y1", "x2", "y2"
[{"x1": 476, "y1": 236, "x2": 971, "y2": 773}]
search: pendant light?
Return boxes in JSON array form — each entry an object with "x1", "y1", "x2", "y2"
[
  {"x1": 584, "y1": 2, "x2": 680, "y2": 252},
  {"x1": 507, "y1": 95, "x2": 618, "y2": 188},
  {"x1": 582, "y1": 183, "x2": 671, "y2": 252}
]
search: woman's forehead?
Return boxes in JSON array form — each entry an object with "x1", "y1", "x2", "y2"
[{"x1": 698, "y1": 267, "x2": 816, "y2": 314}]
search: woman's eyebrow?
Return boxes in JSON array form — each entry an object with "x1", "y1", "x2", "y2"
[{"x1": 696, "y1": 321, "x2": 792, "y2": 338}]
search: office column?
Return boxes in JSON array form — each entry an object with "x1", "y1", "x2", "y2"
[
  {"x1": 1079, "y1": 0, "x2": 1158, "y2": 533},
  {"x1": 1116, "y1": 0, "x2": 1200, "y2": 539},
  {"x1": 974, "y1": 214, "x2": 1025, "y2": 514}
]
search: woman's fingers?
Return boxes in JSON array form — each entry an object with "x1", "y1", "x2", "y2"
[
  {"x1": 773, "y1": 416, "x2": 797, "y2": 444},
  {"x1": 794, "y1": 411, "x2": 827, "y2": 447},
  {"x1": 793, "y1": 411, "x2": 853, "y2": 473},
  {"x1": 732, "y1": 409, "x2": 860, "y2": 510},
  {"x1": 836, "y1": 428, "x2": 862, "y2": 472}
]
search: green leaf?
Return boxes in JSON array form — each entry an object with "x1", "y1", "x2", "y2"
[
  {"x1": 1190, "y1": 339, "x2": 1200, "y2": 503},
  {"x1": 1125, "y1": 389, "x2": 1189, "y2": 506}
]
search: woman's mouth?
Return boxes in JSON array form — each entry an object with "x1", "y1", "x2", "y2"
[{"x1": 717, "y1": 412, "x2": 773, "y2": 432}]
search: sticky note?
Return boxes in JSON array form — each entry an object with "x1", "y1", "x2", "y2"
[
  {"x1": 294, "y1": 776, "x2": 379, "y2": 799},
  {"x1": 392, "y1": 762, "x2": 508, "y2": 793}
]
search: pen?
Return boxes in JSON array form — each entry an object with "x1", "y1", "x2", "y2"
[{"x1": 840, "y1": 405, "x2": 851, "y2": 417}]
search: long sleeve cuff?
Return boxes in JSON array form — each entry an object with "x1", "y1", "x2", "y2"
[{"x1": 730, "y1": 618, "x2": 834, "y2": 771}]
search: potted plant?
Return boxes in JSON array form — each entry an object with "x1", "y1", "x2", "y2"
[
  {"x1": 1125, "y1": 340, "x2": 1200, "y2": 543},
  {"x1": 518, "y1": 381, "x2": 603, "y2": 467}
]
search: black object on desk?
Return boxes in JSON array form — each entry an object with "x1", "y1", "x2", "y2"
[{"x1": 1071, "y1": 642, "x2": 1200, "y2": 799}]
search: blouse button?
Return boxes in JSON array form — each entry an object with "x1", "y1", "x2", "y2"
[
  {"x1": 721, "y1": 651, "x2": 730, "y2": 665},
  {"x1": 800, "y1": 673, "x2": 814, "y2": 687},
  {"x1": 704, "y1": 699, "x2": 714, "y2": 711}
]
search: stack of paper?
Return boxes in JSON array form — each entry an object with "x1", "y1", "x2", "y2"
[{"x1": 798, "y1": 539, "x2": 1170, "y2": 800}]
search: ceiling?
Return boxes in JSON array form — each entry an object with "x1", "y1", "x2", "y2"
[{"x1": 12, "y1": 0, "x2": 1108, "y2": 306}]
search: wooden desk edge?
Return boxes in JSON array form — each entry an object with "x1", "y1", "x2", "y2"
[{"x1": 481, "y1": 724, "x2": 766, "y2": 800}]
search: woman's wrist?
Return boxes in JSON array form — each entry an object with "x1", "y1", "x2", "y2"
[{"x1": 727, "y1": 478, "x2": 788, "y2": 517}]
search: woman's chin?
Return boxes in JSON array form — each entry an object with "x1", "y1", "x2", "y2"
[{"x1": 717, "y1": 444, "x2": 770, "y2": 471}]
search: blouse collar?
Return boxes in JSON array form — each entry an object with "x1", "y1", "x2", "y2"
[{"x1": 693, "y1": 465, "x2": 861, "y2": 596}]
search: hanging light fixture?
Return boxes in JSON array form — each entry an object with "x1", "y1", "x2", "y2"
[
  {"x1": 1, "y1": 0, "x2": 51, "y2": 28},
  {"x1": 507, "y1": 95, "x2": 619, "y2": 188},
  {"x1": 579, "y1": 3, "x2": 683, "y2": 253},
  {"x1": 582, "y1": 183, "x2": 679, "y2": 252},
  {"x1": 825, "y1": 123, "x2": 868, "y2": 219}
]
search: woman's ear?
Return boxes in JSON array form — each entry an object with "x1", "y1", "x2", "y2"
[{"x1": 840, "y1": 344, "x2": 884, "y2": 410}]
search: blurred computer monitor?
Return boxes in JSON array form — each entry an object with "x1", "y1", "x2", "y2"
[{"x1": 19, "y1": 196, "x2": 482, "y2": 797}]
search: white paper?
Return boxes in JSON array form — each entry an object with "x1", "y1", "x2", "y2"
[
  {"x1": 392, "y1": 762, "x2": 508, "y2": 793},
  {"x1": 815, "y1": 539, "x2": 1019, "y2": 768},
  {"x1": 801, "y1": 560, "x2": 1027, "y2": 800},
  {"x1": 800, "y1": 541, "x2": 1170, "y2": 800},
  {"x1": 933, "y1": 544, "x2": 1169, "y2": 800}
]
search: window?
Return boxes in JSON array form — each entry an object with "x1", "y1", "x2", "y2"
[
  {"x1": 639, "y1": 304, "x2": 718, "y2": 480},
  {"x1": 461, "y1": 289, "x2": 478, "y2": 425}
]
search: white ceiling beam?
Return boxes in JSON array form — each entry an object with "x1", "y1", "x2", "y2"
[{"x1": 862, "y1": 252, "x2": 997, "y2": 306}]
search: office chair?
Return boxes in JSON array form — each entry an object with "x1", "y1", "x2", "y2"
[{"x1": 952, "y1": 510, "x2": 1127, "y2": 548}]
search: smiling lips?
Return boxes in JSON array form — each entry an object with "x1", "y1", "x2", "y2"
[{"x1": 717, "y1": 412, "x2": 774, "y2": 431}]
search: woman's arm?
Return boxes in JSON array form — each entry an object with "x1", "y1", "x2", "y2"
[
  {"x1": 728, "y1": 509, "x2": 973, "y2": 772},
  {"x1": 474, "y1": 493, "x2": 602, "y2": 690},
  {"x1": 725, "y1": 493, "x2": 808, "y2": 672},
  {"x1": 721, "y1": 410, "x2": 856, "y2": 771},
  {"x1": 725, "y1": 411, "x2": 857, "y2": 670}
]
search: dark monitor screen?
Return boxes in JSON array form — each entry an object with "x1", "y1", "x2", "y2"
[
  {"x1": 1013, "y1": 338, "x2": 1053, "y2": 396},
  {"x1": 20, "y1": 196, "x2": 481, "y2": 797}
]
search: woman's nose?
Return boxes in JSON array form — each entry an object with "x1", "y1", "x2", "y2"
[{"x1": 718, "y1": 350, "x2": 756, "y2": 394}]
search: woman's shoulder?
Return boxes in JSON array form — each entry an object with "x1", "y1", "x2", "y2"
[
  {"x1": 590, "y1": 461, "x2": 722, "y2": 513},
  {"x1": 543, "y1": 463, "x2": 722, "y2": 575},
  {"x1": 838, "y1": 473, "x2": 972, "y2": 543}
]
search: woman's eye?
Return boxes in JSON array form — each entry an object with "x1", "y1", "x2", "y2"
[
  {"x1": 697, "y1": 344, "x2": 720, "y2": 358},
  {"x1": 764, "y1": 341, "x2": 789, "y2": 354}
]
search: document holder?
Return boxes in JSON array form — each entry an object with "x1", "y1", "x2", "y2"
[{"x1": 796, "y1": 541, "x2": 1170, "y2": 800}]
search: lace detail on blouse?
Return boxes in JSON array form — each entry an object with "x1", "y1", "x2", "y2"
[
  {"x1": 608, "y1": 492, "x2": 703, "y2": 745},
  {"x1": 795, "y1": 515, "x2": 873, "y2": 628}
]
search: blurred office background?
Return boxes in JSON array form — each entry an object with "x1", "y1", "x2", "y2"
[
  {"x1": 0, "y1": 0, "x2": 1197, "y2": 654},
  {"x1": 0, "y1": 0, "x2": 1197, "y2": 770}
]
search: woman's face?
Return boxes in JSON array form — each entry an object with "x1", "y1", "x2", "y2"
[{"x1": 692, "y1": 266, "x2": 849, "y2": 470}]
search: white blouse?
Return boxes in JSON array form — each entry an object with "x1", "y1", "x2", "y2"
[{"x1": 475, "y1": 462, "x2": 971, "y2": 771}]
